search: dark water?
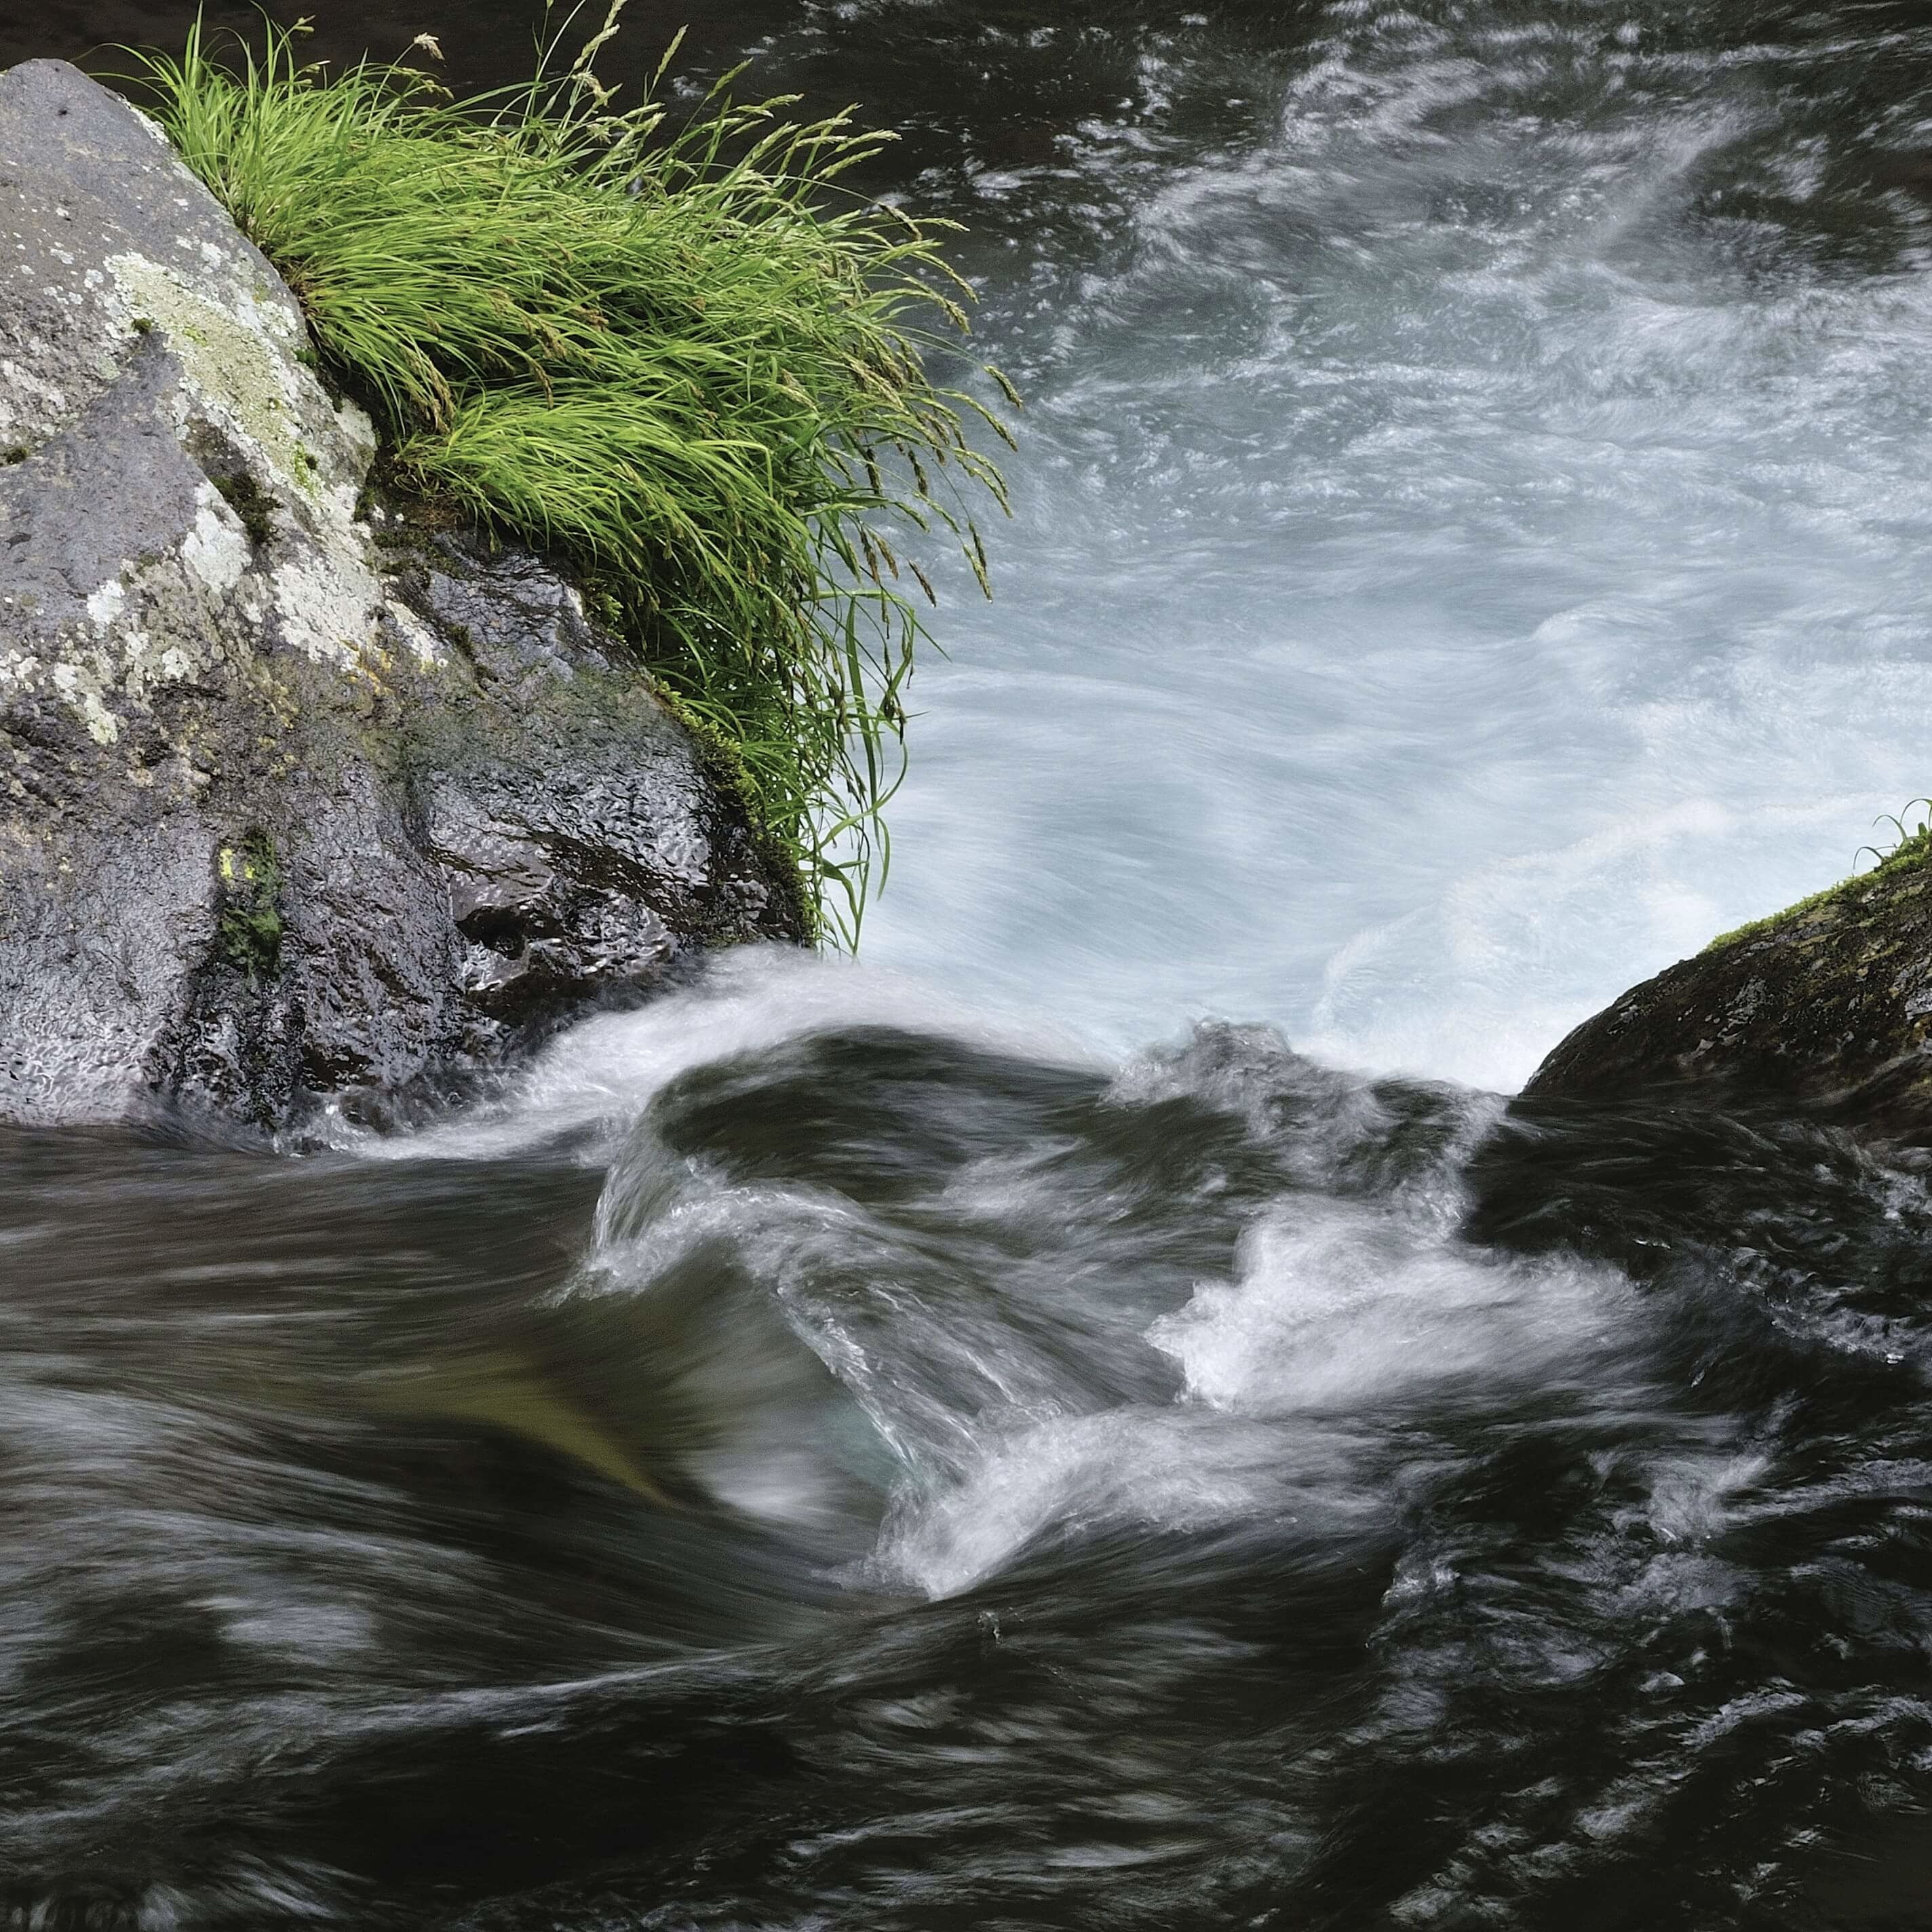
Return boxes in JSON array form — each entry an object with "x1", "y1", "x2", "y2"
[
  {"x1": 12, "y1": 3, "x2": 1932, "y2": 1926},
  {"x1": 9, "y1": 956, "x2": 1932, "y2": 1927}
]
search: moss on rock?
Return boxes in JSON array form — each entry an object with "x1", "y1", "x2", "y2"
[
  {"x1": 1526, "y1": 838, "x2": 1932, "y2": 1140},
  {"x1": 215, "y1": 830, "x2": 284, "y2": 980}
]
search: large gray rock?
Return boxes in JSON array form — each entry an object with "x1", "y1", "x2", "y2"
[{"x1": 0, "y1": 60, "x2": 803, "y2": 1131}]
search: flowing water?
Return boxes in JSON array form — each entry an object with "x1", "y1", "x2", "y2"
[{"x1": 9, "y1": 2, "x2": 1932, "y2": 1926}]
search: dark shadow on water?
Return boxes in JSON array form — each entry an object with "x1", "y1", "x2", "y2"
[{"x1": 0, "y1": 0, "x2": 790, "y2": 99}]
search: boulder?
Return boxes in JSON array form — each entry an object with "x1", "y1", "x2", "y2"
[
  {"x1": 0, "y1": 59, "x2": 803, "y2": 1132},
  {"x1": 1523, "y1": 848, "x2": 1932, "y2": 1140}
]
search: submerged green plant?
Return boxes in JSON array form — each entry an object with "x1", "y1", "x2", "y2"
[{"x1": 130, "y1": 6, "x2": 1015, "y2": 943}]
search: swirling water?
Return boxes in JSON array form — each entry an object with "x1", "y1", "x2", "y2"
[
  {"x1": 9, "y1": 1, "x2": 1932, "y2": 1926},
  {"x1": 12, "y1": 954, "x2": 1932, "y2": 1927}
]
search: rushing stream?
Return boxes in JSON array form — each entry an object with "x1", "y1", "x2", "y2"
[{"x1": 9, "y1": 1, "x2": 1932, "y2": 1926}]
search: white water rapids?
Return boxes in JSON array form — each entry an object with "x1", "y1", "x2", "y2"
[{"x1": 849, "y1": 0, "x2": 1932, "y2": 1088}]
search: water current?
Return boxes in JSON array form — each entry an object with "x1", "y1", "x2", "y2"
[{"x1": 9, "y1": 2, "x2": 1932, "y2": 1926}]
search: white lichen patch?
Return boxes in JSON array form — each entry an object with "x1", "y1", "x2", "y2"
[
  {"x1": 85, "y1": 579, "x2": 125, "y2": 628},
  {"x1": 1, "y1": 101, "x2": 444, "y2": 760},
  {"x1": 270, "y1": 547, "x2": 385, "y2": 672},
  {"x1": 49, "y1": 659, "x2": 118, "y2": 745},
  {"x1": 16, "y1": 530, "x2": 275, "y2": 743},
  {"x1": 108, "y1": 250, "x2": 333, "y2": 505},
  {"x1": 88, "y1": 254, "x2": 440, "y2": 682},
  {"x1": 182, "y1": 486, "x2": 250, "y2": 596},
  {"x1": 385, "y1": 599, "x2": 444, "y2": 672},
  {"x1": 0, "y1": 355, "x2": 66, "y2": 446},
  {"x1": 77, "y1": 688, "x2": 119, "y2": 745}
]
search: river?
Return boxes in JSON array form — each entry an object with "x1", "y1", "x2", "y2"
[{"x1": 5, "y1": 2, "x2": 1932, "y2": 1926}]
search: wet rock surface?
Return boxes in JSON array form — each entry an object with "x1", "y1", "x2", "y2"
[
  {"x1": 1524, "y1": 851, "x2": 1932, "y2": 1140},
  {"x1": 0, "y1": 60, "x2": 803, "y2": 1132}
]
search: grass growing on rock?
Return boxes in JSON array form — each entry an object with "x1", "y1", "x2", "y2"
[
  {"x1": 1703, "y1": 801, "x2": 1932, "y2": 954},
  {"x1": 132, "y1": 7, "x2": 1014, "y2": 944}
]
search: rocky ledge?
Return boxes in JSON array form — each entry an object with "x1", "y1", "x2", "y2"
[
  {"x1": 0, "y1": 60, "x2": 803, "y2": 1132},
  {"x1": 1524, "y1": 847, "x2": 1932, "y2": 1141}
]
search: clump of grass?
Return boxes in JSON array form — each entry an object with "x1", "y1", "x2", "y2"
[
  {"x1": 130, "y1": 5, "x2": 1015, "y2": 944},
  {"x1": 1856, "y1": 798, "x2": 1932, "y2": 873}
]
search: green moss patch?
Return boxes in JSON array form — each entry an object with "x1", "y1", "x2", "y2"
[
  {"x1": 1703, "y1": 820, "x2": 1932, "y2": 955},
  {"x1": 210, "y1": 469, "x2": 277, "y2": 546},
  {"x1": 216, "y1": 830, "x2": 284, "y2": 980}
]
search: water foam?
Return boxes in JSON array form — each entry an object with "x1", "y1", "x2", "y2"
[
  {"x1": 1151, "y1": 1200, "x2": 1637, "y2": 1418},
  {"x1": 347, "y1": 946, "x2": 1109, "y2": 1162},
  {"x1": 861, "y1": 0, "x2": 1932, "y2": 1090}
]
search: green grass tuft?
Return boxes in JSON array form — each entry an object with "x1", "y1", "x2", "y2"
[{"x1": 128, "y1": 5, "x2": 1014, "y2": 945}]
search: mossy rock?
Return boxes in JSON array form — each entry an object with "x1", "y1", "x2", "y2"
[{"x1": 1524, "y1": 843, "x2": 1932, "y2": 1140}]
